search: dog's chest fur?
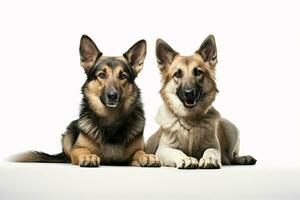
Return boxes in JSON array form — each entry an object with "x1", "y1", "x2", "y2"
[
  {"x1": 98, "y1": 142, "x2": 127, "y2": 164},
  {"x1": 156, "y1": 104, "x2": 219, "y2": 157},
  {"x1": 73, "y1": 100, "x2": 145, "y2": 164}
]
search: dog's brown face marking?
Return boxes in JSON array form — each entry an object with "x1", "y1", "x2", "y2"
[
  {"x1": 79, "y1": 35, "x2": 146, "y2": 117},
  {"x1": 83, "y1": 58, "x2": 135, "y2": 113},
  {"x1": 156, "y1": 35, "x2": 218, "y2": 117}
]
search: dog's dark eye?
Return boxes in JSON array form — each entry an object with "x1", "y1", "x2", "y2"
[
  {"x1": 120, "y1": 72, "x2": 127, "y2": 80},
  {"x1": 194, "y1": 68, "x2": 203, "y2": 77},
  {"x1": 174, "y1": 70, "x2": 182, "y2": 78},
  {"x1": 98, "y1": 72, "x2": 106, "y2": 79}
]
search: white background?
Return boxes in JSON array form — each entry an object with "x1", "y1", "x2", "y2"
[{"x1": 0, "y1": 0, "x2": 299, "y2": 164}]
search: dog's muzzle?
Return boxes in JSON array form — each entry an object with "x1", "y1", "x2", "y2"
[
  {"x1": 102, "y1": 87, "x2": 120, "y2": 108},
  {"x1": 178, "y1": 86, "x2": 202, "y2": 108}
]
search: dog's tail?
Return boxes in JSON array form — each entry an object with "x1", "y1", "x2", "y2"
[{"x1": 9, "y1": 151, "x2": 66, "y2": 163}]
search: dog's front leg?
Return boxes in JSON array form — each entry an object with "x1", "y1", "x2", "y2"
[
  {"x1": 156, "y1": 147, "x2": 199, "y2": 169},
  {"x1": 130, "y1": 150, "x2": 161, "y2": 167},
  {"x1": 70, "y1": 147, "x2": 100, "y2": 167},
  {"x1": 199, "y1": 148, "x2": 221, "y2": 169},
  {"x1": 70, "y1": 133, "x2": 100, "y2": 167}
]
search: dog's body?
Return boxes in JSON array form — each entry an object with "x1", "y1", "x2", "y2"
[
  {"x1": 12, "y1": 35, "x2": 160, "y2": 167},
  {"x1": 146, "y1": 35, "x2": 256, "y2": 169}
]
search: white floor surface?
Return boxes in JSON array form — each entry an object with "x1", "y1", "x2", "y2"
[{"x1": 0, "y1": 162, "x2": 299, "y2": 200}]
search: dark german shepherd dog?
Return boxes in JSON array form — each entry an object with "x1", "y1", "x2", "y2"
[
  {"x1": 11, "y1": 35, "x2": 160, "y2": 167},
  {"x1": 146, "y1": 35, "x2": 256, "y2": 169}
]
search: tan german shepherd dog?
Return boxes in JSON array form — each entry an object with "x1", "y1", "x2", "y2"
[{"x1": 146, "y1": 35, "x2": 256, "y2": 169}]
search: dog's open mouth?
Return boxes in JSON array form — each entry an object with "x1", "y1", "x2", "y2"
[
  {"x1": 184, "y1": 99, "x2": 197, "y2": 108},
  {"x1": 183, "y1": 89, "x2": 202, "y2": 108}
]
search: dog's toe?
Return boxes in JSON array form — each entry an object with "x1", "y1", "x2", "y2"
[
  {"x1": 177, "y1": 157, "x2": 199, "y2": 169},
  {"x1": 140, "y1": 154, "x2": 161, "y2": 167},
  {"x1": 199, "y1": 157, "x2": 221, "y2": 169},
  {"x1": 79, "y1": 154, "x2": 100, "y2": 167}
]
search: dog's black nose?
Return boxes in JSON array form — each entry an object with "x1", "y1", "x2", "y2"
[
  {"x1": 107, "y1": 91, "x2": 119, "y2": 101},
  {"x1": 184, "y1": 88, "x2": 196, "y2": 98}
]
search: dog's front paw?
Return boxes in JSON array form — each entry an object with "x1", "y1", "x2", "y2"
[
  {"x1": 199, "y1": 157, "x2": 221, "y2": 169},
  {"x1": 138, "y1": 154, "x2": 161, "y2": 167},
  {"x1": 79, "y1": 154, "x2": 100, "y2": 167},
  {"x1": 176, "y1": 157, "x2": 199, "y2": 169}
]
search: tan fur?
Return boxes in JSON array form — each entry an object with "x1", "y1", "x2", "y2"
[
  {"x1": 123, "y1": 136, "x2": 144, "y2": 159},
  {"x1": 83, "y1": 78, "x2": 105, "y2": 116},
  {"x1": 9, "y1": 151, "x2": 65, "y2": 163},
  {"x1": 130, "y1": 150, "x2": 160, "y2": 167},
  {"x1": 146, "y1": 36, "x2": 256, "y2": 169},
  {"x1": 70, "y1": 133, "x2": 101, "y2": 166},
  {"x1": 74, "y1": 134, "x2": 100, "y2": 154},
  {"x1": 68, "y1": 132, "x2": 158, "y2": 167},
  {"x1": 62, "y1": 130, "x2": 73, "y2": 157},
  {"x1": 70, "y1": 147, "x2": 95, "y2": 165}
]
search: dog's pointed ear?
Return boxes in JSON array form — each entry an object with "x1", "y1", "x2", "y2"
[
  {"x1": 156, "y1": 39, "x2": 178, "y2": 71},
  {"x1": 196, "y1": 35, "x2": 217, "y2": 64},
  {"x1": 79, "y1": 35, "x2": 102, "y2": 72},
  {"x1": 123, "y1": 40, "x2": 147, "y2": 75}
]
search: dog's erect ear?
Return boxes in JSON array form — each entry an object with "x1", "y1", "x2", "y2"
[
  {"x1": 196, "y1": 35, "x2": 217, "y2": 64},
  {"x1": 123, "y1": 40, "x2": 147, "y2": 75},
  {"x1": 156, "y1": 39, "x2": 178, "y2": 71},
  {"x1": 79, "y1": 35, "x2": 102, "y2": 72}
]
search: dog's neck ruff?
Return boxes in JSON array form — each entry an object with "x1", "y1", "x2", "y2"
[{"x1": 155, "y1": 104, "x2": 192, "y2": 133}]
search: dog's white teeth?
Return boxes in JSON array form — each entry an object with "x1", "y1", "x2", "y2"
[{"x1": 107, "y1": 104, "x2": 117, "y2": 108}]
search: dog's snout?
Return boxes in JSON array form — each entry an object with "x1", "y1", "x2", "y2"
[
  {"x1": 184, "y1": 88, "x2": 196, "y2": 98},
  {"x1": 107, "y1": 90, "x2": 119, "y2": 101}
]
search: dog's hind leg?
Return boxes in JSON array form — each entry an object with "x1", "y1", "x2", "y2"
[
  {"x1": 231, "y1": 142, "x2": 257, "y2": 165},
  {"x1": 145, "y1": 130, "x2": 162, "y2": 154},
  {"x1": 218, "y1": 118, "x2": 257, "y2": 165},
  {"x1": 232, "y1": 155, "x2": 257, "y2": 165}
]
